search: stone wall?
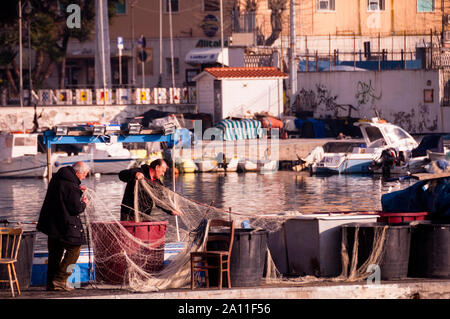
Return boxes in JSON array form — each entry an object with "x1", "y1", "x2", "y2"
[
  {"x1": 0, "y1": 104, "x2": 196, "y2": 132},
  {"x1": 296, "y1": 69, "x2": 449, "y2": 134}
]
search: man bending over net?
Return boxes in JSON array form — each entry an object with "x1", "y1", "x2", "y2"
[{"x1": 119, "y1": 159, "x2": 183, "y2": 221}]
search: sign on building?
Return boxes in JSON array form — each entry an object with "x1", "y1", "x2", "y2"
[
  {"x1": 96, "y1": 89, "x2": 113, "y2": 105},
  {"x1": 116, "y1": 88, "x2": 131, "y2": 104},
  {"x1": 75, "y1": 89, "x2": 93, "y2": 105},
  {"x1": 55, "y1": 89, "x2": 73, "y2": 105},
  {"x1": 38, "y1": 90, "x2": 55, "y2": 105},
  {"x1": 135, "y1": 88, "x2": 151, "y2": 104}
]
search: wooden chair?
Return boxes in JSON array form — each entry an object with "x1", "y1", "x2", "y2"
[
  {"x1": 0, "y1": 227, "x2": 23, "y2": 297},
  {"x1": 190, "y1": 219, "x2": 235, "y2": 290}
]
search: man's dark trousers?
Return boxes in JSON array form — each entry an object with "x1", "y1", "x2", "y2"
[{"x1": 46, "y1": 237, "x2": 81, "y2": 288}]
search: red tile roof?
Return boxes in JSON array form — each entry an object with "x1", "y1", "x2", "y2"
[{"x1": 204, "y1": 67, "x2": 288, "y2": 79}]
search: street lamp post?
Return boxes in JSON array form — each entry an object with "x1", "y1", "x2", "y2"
[
  {"x1": 28, "y1": 20, "x2": 32, "y2": 96},
  {"x1": 130, "y1": 0, "x2": 137, "y2": 87}
]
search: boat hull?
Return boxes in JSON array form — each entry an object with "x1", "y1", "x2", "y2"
[
  {"x1": 0, "y1": 155, "x2": 48, "y2": 178},
  {"x1": 196, "y1": 160, "x2": 218, "y2": 172},
  {"x1": 370, "y1": 157, "x2": 427, "y2": 175},
  {"x1": 314, "y1": 158, "x2": 373, "y2": 174},
  {"x1": 240, "y1": 160, "x2": 279, "y2": 173}
]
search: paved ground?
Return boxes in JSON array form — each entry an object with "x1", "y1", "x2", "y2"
[{"x1": 1, "y1": 278, "x2": 449, "y2": 300}]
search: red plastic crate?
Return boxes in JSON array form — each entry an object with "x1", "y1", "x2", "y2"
[
  {"x1": 91, "y1": 221, "x2": 168, "y2": 284},
  {"x1": 377, "y1": 212, "x2": 428, "y2": 224},
  {"x1": 121, "y1": 221, "x2": 168, "y2": 249}
]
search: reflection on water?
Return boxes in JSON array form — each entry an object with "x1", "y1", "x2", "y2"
[{"x1": 0, "y1": 171, "x2": 414, "y2": 249}]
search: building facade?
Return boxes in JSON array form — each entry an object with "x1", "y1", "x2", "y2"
[
  {"x1": 36, "y1": 1, "x2": 450, "y2": 92},
  {"x1": 47, "y1": 0, "x2": 239, "y2": 90}
]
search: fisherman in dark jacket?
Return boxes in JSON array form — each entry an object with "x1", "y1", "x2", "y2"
[
  {"x1": 37, "y1": 162, "x2": 90, "y2": 291},
  {"x1": 119, "y1": 159, "x2": 183, "y2": 221}
]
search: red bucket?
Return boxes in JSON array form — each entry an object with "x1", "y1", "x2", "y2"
[
  {"x1": 377, "y1": 212, "x2": 428, "y2": 224},
  {"x1": 91, "y1": 221, "x2": 168, "y2": 284}
]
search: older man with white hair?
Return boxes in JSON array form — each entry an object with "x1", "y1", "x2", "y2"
[{"x1": 37, "y1": 161, "x2": 90, "y2": 291}]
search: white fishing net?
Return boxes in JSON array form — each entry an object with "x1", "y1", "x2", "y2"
[
  {"x1": 82, "y1": 176, "x2": 287, "y2": 292},
  {"x1": 82, "y1": 178, "x2": 388, "y2": 292}
]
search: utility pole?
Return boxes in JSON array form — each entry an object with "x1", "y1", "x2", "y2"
[
  {"x1": 28, "y1": 19, "x2": 32, "y2": 96},
  {"x1": 19, "y1": 0, "x2": 23, "y2": 110},
  {"x1": 289, "y1": 0, "x2": 297, "y2": 114},
  {"x1": 442, "y1": 0, "x2": 445, "y2": 47},
  {"x1": 169, "y1": 0, "x2": 175, "y2": 89},
  {"x1": 220, "y1": 0, "x2": 224, "y2": 67},
  {"x1": 159, "y1": 0, "x2": 163, "y2": 86}
]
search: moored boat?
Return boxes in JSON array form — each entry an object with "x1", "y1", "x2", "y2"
[
  {"x1": 308, "y1": 118, "x2": 423, "y2": 175},
  {"x1": 176, "y1": 158, "x2": 197, "y2": 173},
  {"x1": 0, "y1": 131, "x2": 138, "y2": 177}
]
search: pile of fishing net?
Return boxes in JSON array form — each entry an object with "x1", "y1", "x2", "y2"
[{"x1": 83, "y1": 178, "x2": 389, "y2": 292}]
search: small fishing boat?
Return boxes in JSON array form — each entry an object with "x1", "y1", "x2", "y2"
[
  {"x1": 31, "y1": 248, "x2": 94, "y2": 286},
  {"x1": 369, "y1": 134, "x2": 448, "y2": 175},
  {"x1": 196, "y1": 158, "x2": 219, "y2": 172},
  {"x1": 55, "y1": 142, "x2": 138, "y2": 175},
  {"x1": 427, "y1": 150, "x2": 449, "y2": 161},
  {"x1": 239, "y1": 159, "x2": 278, "y2": 173},
  {"x1": 216, "y1": 156, "x2": 239, "y2": 172},
  {"x1": 196, "y1": 156, "x2": 239, "y2": 173},
  {"x1": 309, "y1": 118, "x2": 422, "y2": 175},
  {"x1": 0, "y1": 132, "x2": 49, "y2": 177},
  {"x1": 30, "y1": 242, "x2": 186, "y2": 287},
  {"x1": 176, "y1": 158, "x2": 197, "y2": 173},
  {"x1": 0, "y1": 131, "x2": 138, "y2": 177}
]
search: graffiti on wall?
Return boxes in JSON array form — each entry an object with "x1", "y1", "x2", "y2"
[
  {"x1": 391, "y1": 103, "x2": 438, "y2": 133},
  {"x1": 295, "y1": 84, "x2": 339, "y2": 117},
  {"x1": 295, "y1": 88, "x2": 316, "y2": 113},
  {"x1": 296, "y1": 77, "x2": 440, "y2": 133},
  {"x1": 355, "y1": 80, "x2": 382, "y2": 117}
]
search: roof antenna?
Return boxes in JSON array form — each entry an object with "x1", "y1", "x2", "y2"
[{"x1": 374, "y1": 109, "x2": 381, "y2": 119}]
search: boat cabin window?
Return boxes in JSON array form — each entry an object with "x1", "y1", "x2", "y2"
[
  {"x1": 382, "y1": 126, "x2": 411, "y2": 145},
  {"x1": 365, "y1": 126, "x2": 384, "y2": 144},
  {"x1": 14, "y1": 136, "x2": 37, "y2": 147}
]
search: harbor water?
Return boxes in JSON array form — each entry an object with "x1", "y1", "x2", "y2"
[{"x1": 0, "y1": 171, "x2": 415, "y2": 250}]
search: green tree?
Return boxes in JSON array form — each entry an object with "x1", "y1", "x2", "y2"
[
  {"x1": 265, "y1": 0, "x2": 287, "y2": 46},
  {"x1": 0, "y1": 0, "x2": 118, "y2": 94}
]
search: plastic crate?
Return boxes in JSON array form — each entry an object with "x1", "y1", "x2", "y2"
[
  {"x1": 377, "y1": 212, "x2": 428, "y2": 224},
  {"x1": 91, "y1": 221, "x2": 168, "y2": 284}
]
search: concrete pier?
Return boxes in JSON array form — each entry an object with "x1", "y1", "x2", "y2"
[
  {"x1": 174, "y1": 138, "x2": 363, "y2": 162},
  {"x1": 1, "y1": 279, "x2": 449, "y2": 299}
]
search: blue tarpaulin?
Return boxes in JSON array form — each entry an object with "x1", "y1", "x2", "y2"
[
  {"x1": 381, "y1": 178, "x2": 450, "y2": 219},
  {"x1": 294, "y1": 118, "x2": 326, "y2": 138}
]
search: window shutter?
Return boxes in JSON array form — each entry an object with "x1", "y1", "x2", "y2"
[
  {"x1": 330, "y1": 0, "x2": 335, "y2": 10},
  {"x1": 380, "y1": 0, "x2": 385, "y2": 10}
]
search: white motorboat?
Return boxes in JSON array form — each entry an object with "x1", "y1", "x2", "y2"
[
  {"x1": 0, "y1": 132, "x2": 49, "y2": 177},
  {"x1": 176, "y1": 158, "x2": 197, "y2": 173},
  {"x1": 196, "y1": 156, "x2": 239, "y2": 173},
  {"x1": 427, "y1": 147, "x2": 449, "y2": 162},
  {"x1": 239, "y1": 159, "x2": 279, "y2": 173},
  {"x1": 216, "y1": 157, "x2": 239, "y2": 172},
  {"x1": 54, "y1": 142, "x2": 138, "y2": 175},
  {"x1": 309, "y1": 118, "x2": 423, "y2": 175},
  {"x1": 196, "y1": 158, "x2": 219, "y2": 172},
  {"x1": 0, "y1": 132, "x2": 138, "y2": 178}
]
